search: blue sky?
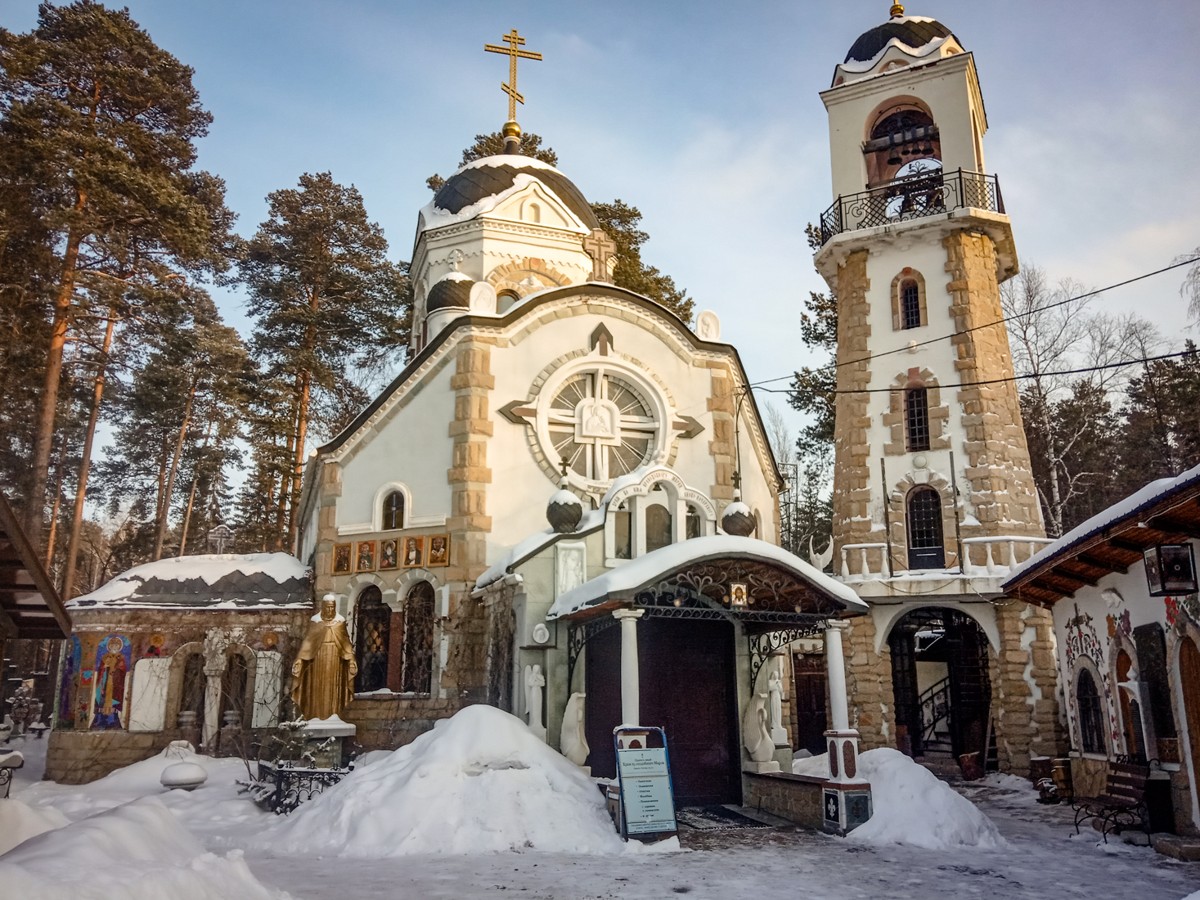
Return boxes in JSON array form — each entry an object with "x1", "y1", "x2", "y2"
[{"x1": 7, "y1": 0, "x2": 1200, "y2": 434}]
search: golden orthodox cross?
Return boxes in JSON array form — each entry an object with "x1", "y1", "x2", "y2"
[{"x1": 484, "y1": 29, "x2": 543, "y2": 122}]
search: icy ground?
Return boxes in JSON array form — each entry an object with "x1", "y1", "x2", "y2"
[{"x1": 4, "y1": 726, "x2": 1199, "y2": 900}]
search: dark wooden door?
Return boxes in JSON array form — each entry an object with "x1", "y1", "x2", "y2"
[
  {"x1": 792, "y1": 653, "x2": 828, "y2": 755},
  {"x1": 584, "y1": 616, "x2": 740, "y2": 806},
  {"x1": 640, "y1": 618, "x2": 739, "y2": 807}
]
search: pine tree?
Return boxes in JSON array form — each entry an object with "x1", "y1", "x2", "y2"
[
  {"x1": 239, "y1": 172, "x2": 405, "y2": 551},
  {"x1": 0, "y1": 0, "x2": 233, "y2": 548}
]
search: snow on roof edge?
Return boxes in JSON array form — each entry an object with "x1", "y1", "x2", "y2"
[{"x1": 1005, "y1": 462, "x2": 1200, "y2": 587}]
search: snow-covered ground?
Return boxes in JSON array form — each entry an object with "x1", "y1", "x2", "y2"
[{"x1": 3, "y1": 714, "x2": 1198, "y2": 900}]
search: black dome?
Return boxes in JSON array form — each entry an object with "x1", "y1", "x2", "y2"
[
  {"x1": 427, "y1": 277, "x2": 473, "y2": 312},
  {"x1": 432, "y1": 159, "x2": 601, "y2": 231},
  {"x1": 845, "y1": 18, "x2": 955, "y2": 64}
]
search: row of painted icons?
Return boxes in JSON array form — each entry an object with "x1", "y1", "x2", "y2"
[{"x1": 332, "y1": 534, "x2": 451, "y2": 574}]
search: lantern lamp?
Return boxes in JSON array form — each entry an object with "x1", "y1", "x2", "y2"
[{"x1": 1143, "y1": 543, "x2": 1198, "y2": 597}]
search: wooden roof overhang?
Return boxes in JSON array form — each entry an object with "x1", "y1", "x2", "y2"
[
  {"x1": 1005, "y1": 477, "x2": 1200, "y2": 609},
  {"x1": 0, "y1": 495, "x2": 70, "y2": 639}
]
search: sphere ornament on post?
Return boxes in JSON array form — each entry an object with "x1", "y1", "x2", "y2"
[{"x1": 547, "y1": 457, "x2": 584, "y2": 533}]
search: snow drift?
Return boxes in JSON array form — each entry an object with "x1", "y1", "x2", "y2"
[
  {"x1": 794, "y1": 748, "x2": 1006, "y2": 850},
  {"x1": 261, "y1": 704, "x2": 627, "y2": 856},
  {"x1": 0, "y1": 796, "x2": 286, "y2": 899},
  {"x1": 0, "y1": 797, "x2": 69, "y2": 855}
]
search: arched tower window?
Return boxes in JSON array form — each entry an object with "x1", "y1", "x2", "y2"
[
  {"x1": 401, "y1": 582, "x2": 436, "y2": 694},
  {"x1": 900, "y1": 280, "x2": 920, "y2": 329},
  {"x1": 1076, "y1": 667, "x2": 1107, "y2": 754},
  {"x1": 905, "y1": 387, "x2": 930, "y2": 451},
  {"x1": 906, "y1": 486, "x2": 945, "y2": 570},
  {"x1": 645, "y1": 505, "x2": 672, "y2": 553},
  {"x1": 866, "y1": 106, "x2": 941, "y2": 186},
  {"x1": 382, "y1": 490, "x2": 405, "y2": 530},
  {"x1": 355, "y1": 586, "x2": 391, "y2": 693}
]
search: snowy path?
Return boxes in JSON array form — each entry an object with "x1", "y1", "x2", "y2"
[{"x1": 242, "y1": 785, "x2": 1199, "y2": 900}]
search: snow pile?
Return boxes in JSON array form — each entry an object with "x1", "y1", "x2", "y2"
[
  {"x1": 0, "y1": 798, "x2": 69, "y2": 855},
  {"x1": 262, "y1": 705, "x2": 627, "y2": 856},
  {"x1": 0, "y1": 796, "x2": 286, "y2": 899},
  {"x1": 794, "y1": 748, "x2": 1006, "y2": 850}
]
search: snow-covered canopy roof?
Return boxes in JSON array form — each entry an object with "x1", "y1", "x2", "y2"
[
  {"x1": 547, "y1": 535, "x2": 868, "y2": 621},
  {"x1": 1004, "y1": 462, "x2": 1200, "y2": 606},
  {"x1": 67, "y1": 553, "x2": 312, "y2": 611},
  {"x1": 418, "y1": 155, "x2": 599, "y2": 236}
]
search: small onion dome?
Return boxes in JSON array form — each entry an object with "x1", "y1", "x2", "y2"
[
  {"x1": 547, "y1": 486, "x2": 583, "y2": 534},
  {"x1": 427, "y1": 274, "x2": 474, "y2": 312},
  {"x1": 845, "y1": 16, "x2": 955, "y2": 64},
  {"x1": 721, "y1": 500, "x2": 755, "y2": 537}
]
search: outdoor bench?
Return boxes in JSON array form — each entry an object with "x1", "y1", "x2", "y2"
[{"x1": 1071, "y1": 759, "x2": 1149, "y2": 842}]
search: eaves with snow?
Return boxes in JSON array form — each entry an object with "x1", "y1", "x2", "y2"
[
  {"x1": 66, "y1": 553, "x2": 313, "y2": 611},
  {"x1": 1003, "y1": 462, "x2": 1200, "y2": 607}
]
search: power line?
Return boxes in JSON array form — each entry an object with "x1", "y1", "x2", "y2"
[
  {"x1": 748, "y1": 256, "x2": 1200, "y2": 389},
  {"x1": 751, "y1": 348, "x2": 1195, "y2": 395}
]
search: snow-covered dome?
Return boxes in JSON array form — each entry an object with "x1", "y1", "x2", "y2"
[
  {"x1": 419, "y1": 155, "x2": 600, "y2": 236},
  {"x1": 721, "y1": 500, "x2": 755, "y2": 537},
  {"x1": 427, "y1": 273, "x2": 474, "y2": 311},
  {"x1": 547, "y1": 487, "x2": 584, "y2": 534},
  {"x1": 845, "y1": 15, "x2": 956, "y2": 65}
]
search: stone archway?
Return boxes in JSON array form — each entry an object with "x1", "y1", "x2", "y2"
[{"x1": 887, "y1": 606, "x2": 991, "y2": 762}]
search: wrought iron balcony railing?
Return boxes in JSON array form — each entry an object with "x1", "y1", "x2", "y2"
[{"x1": 818, "y1": 168, "x2": 1004, "y2": 245}]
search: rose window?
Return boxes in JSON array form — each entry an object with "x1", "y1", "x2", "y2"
[{"x1": 545, "y1": 370, "x2": 661, "y2": 483}]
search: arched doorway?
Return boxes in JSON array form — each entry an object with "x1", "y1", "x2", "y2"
[
  {"x1": 1115, "y1": 649, "x2": 1146, "y2": 761},
  {"x1": 888, "y1": 607, "x2": 991, "y2": 762}
]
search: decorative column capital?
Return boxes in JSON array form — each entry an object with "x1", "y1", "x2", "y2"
[
  {"x1": 825, "y1": 618, "x2": 851, "y2": 634},
  {"x1": 612, "y1": 608, "x2": 645, "y2": 622}
]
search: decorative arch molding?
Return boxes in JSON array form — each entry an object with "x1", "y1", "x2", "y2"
[
  {"x1": 1070, "y1": 654, "x2": 1114, "y2": 757},
  {"x1": 873, "y1": 601, "x2": 1000, "y2": 653},
  {"x1": 891, "y1": 267, "x2": 928, "y2": 330},
  {"x1": 884, "y1": 469, "x2": 957, "y2": 570},
  {"x1": 882, "y1": 367, "x2": 950, "y2": 455},
  {"x1": 372, "y1": 482, "x2": 412, "y2": 532},
  {"x1": 606, "y1": 466, "x2": 716, "y2": 521},
  {"x1": 486, "y1": 257, "x2": 573, "y2": 300}
]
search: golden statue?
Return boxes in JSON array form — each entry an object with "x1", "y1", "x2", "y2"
[{"x1": 291, "y1": 595, "x2": 358, "y2": 720}]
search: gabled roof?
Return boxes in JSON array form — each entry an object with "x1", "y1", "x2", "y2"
[
  {"x1": 1004, "y1": 463, "x2": 1200, "y2": 607},
  {"x1": 0, "y1": 495, "x2": 70, "y2": 639}
]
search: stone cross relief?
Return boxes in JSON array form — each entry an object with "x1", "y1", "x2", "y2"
[{"x1": 583, "y1": 228, "x2": 616, "y2": 282}]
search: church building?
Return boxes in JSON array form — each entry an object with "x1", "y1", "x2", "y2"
[
  {"x1": 295, "y1": 40, "x2": 869, "y2": 809},
  {"x1": 813, "y1": 5, "x2": 1062, "y2": 774}
]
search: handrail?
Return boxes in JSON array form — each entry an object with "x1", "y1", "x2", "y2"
[
  {"x1": 919, "y1": 675, "x2": 951, "y2": 744},
  {"x1": 819, "y1": 168, "x2": 1005, "y2": 245}
]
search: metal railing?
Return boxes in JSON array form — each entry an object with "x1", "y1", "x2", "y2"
[{"x1": 819, "y1": 169, "x2": 1005, "y2": 245}]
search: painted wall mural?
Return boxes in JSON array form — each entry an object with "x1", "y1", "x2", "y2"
[{"x1": 90, "y1": 634, "x2": 131, "y2": 730}]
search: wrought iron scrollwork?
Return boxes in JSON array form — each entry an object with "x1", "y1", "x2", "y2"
[
  {"x1": 243, "y1": 759, "x2": 352, "y2": 815},
  {"x1": 747, "y1": 626, "x2": 824, "y2": 693},
  {"x1": 819, "y1": 168, "x2": 1004, "y2": 245},
  {"x1": 566, "y1": 616, "x2": 619, "y2": 692}
]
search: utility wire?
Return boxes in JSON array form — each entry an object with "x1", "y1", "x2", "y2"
[
  {"x1": 750, "y1": 348, "x2": 1194, "y2": 395},
  {"x1": 748, "y1": 256, "x2": 1200, "y2": 389}
]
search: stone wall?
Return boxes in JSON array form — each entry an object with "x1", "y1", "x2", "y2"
[
  {"x1": 45, "y1": 729, "x2": 178, "y2": 784},
  {"x1": 843, "y1": 615, "x2": 895, "y2": 750},
  {"x1": 341, "y1": 695, "x2": 460, "y2": 752},
  {"x1": 744, "y1": 772, "x2": 825, "y2": 828},
  {"x1": 989, "y1": 601, "x2": 1064, "y2": 776}
]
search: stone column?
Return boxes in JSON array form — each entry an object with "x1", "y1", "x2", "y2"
[
  {"x1": 822, "y1": 618, "x2": 873, "y2": 834},
  {"x1": 202, "y1": 666, "x2": 223, "y2": 751},
  {"x1": 825, "y1": 621, "x2": 851, "y2": 733},
  {"x1": 613, "y1": 609, "x2": 645, "y2": 726}
]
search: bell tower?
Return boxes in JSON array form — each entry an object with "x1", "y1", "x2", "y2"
[{"x1": 813, "y1": 6, "x2": 1060, "y2": 774}]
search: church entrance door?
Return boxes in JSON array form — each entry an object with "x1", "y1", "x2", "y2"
[
  {"x1": 585, "y1": 617, "x2": 740, "y2": 807},
  {"x1": 792, "y1": 652, "x2": 828, "y2": 755}
]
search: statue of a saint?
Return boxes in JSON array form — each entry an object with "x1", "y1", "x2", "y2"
[{"x1": 291, "y1": 595, "x2": 358, "y2": 720}]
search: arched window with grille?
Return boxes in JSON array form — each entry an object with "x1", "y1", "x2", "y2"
[
  {"x1": 906, "y1": 486, "x2": 945, "y2": 569},
  {"x1": 905, "y1": 388, "x2": 930, "y2": 451},
  {"x1": 381, "y1": 490, "x2": 405, "y2": 530},
  {"x1": 355, "y1": 586, "x2": 391, "y2": 692},
  {"x1": 1076, "y1": 667, "x2": 1107, "y2": 754},
  {"x1": 645, "y1": 505, "x2": 673, "y2": 553},
  {"x1": 401, "y1": 582, "x2": 435, "y2": 694},
  {"x1": 900, "y1": 279, "x2": 921, "y2": 329}
]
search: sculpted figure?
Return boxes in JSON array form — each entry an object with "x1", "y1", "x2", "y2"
[
  {"x1": 742, "y1": 693, "x2": 775, "y2": 763},
  {"x1": 291, "y1": 595, "x2": 357, "y2": 720},
  {"x1": 525, "y1": 664, "x2": 547, "y2": 742},
  {"x1": 560, "y1": 692, "x2": 590, "y2": 767}
]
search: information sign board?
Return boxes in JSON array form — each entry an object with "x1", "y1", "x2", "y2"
[{"x1": 614, "y1": 727, "x2": 677, "y2": 839}]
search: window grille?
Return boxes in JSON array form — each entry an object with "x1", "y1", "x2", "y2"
[
  {"x1": 905, "y1": 387, "x2": 930, "y2": 451},
  {"x1": 402, "y1": 582, "x2": 435, "y2": 694},
  {"x1": 1077, "y1": 668, "x2": 1106, "y2": 754},
  {"x1": 354, "y1": 587, "x2": 390, "y2": 692},
  {"x1": 906, "y1": 486, "x2": 945, "y2": 569},
  {"x1": 901, "y1": 280, "x2": 921, "y2": 329}
]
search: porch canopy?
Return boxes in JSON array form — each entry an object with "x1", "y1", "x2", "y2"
[
  {"x1": 0, "y1": 494, "x2": 69, "y2": 639},
  {"x1": 549, "y1": 535, "x2": 867, "y2": 626},
  {"x1": 1004, "y1": 462, "x2": 1200, "y2": 607}
]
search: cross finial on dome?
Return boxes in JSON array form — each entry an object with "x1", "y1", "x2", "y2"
[
  {"x1": 484, "y1": 29, "x2": 542, "y2": 142},
  {"x1": 890, "y1": 2, "x2": 905, "y2": 17}
]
